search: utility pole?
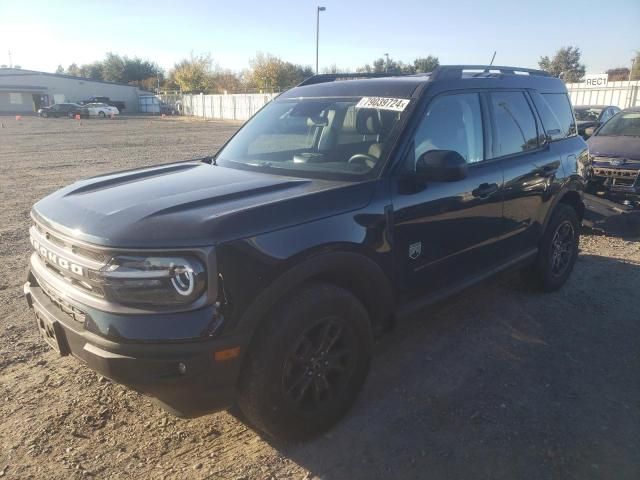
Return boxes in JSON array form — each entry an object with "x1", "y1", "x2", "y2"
[
  {"x1": 8, "y1": 50, "x2": 12, "y2": 68},
  {"x1": 316, "y1": 6, "x2": 326, "y2": 74},
  {"x1": 384, "y1": 53, "x2": 389, "y2": 73}
]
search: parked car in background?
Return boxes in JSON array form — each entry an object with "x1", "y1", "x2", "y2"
[
  {"x1": 38, "y1": 103, "x2": 87, "y2": 118},
  {"x1": 575, "y1": 105, "x2": 621, "y2": 138},
  {"x1": 78, "y1": 96, "x2": 126, "y2": 112},
  {"x1": 83, "y1": 102, "x2": 120, "y2": 118},
  {"x1": 587, "y1": 107, "x2": 640, "y2": 194}
]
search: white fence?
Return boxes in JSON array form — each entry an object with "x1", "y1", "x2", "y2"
[
  {"x1": 162, "y1": 80, "x2": 640, "y2": 121},
  {"x1": 566, "y1": 80, "x2": 640, "y2": 109},
  {"x1": 161, "y1": 93, "x2": 278, "y2": 121}
]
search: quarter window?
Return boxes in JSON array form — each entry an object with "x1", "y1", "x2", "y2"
[
  {"x1": 490, "y1": 92, "x2": 538, "y2": 157},
  {"x1": 539, "y1": 93, "x2": 577, "y2": 138},
  {"x1": 414, "y1": 93, "x2": 484, "y2": 164}
]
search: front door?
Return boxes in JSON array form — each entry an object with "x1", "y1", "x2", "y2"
[
  {"x1": 391, "y1": 92, "x2": 505, "y2": 301},
  {"x1": 490, "y1": 90, "x2": 562, "y2": 256}
]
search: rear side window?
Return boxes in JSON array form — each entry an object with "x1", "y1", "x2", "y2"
[
  {"x1": 535, "y1": 93, "x2": 577, "y2": 139},
  {"x1": 490, "y1": 92, "x2": 538, "y2": 157}
]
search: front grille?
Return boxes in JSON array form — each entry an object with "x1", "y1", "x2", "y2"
[
  {"x1": 31, "y1": 222, "x2": 108, "y2": 299},
  {"x1": 593, "y1": 168, "x2": 639, "y2": 180},
  {"x1": 34, "y1": 223, "x2": 108, "y2": 263},
  {"x1": 39, "y1": 279, "x2": 87, "y2": 323}
]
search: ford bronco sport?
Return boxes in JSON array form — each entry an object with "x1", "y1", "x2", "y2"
[{"x1": 25, "y1": 65, "x2": 587, "y2": 440}]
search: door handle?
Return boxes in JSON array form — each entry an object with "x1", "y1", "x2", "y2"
[
  {"x1": 536, "y1": 164, "x2": 559, "y2": 177},
  {"x1": 472, "y1": 183, "x2": 499, "y2": 198}
]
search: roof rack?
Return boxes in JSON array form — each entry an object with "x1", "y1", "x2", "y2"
[
  {"x1": 297, "y1": 72, "x2": 413, "y2": 87},
  {"x1": 430, "y1": 65, "x2": 552, "y2": 80},
  {"x1": 296, "y1": 65, "x2": 552, "y2": 87}
]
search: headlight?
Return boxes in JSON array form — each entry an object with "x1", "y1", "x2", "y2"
[{"x1": 96, "y1": 255, "x2": 207, "y2": 308}]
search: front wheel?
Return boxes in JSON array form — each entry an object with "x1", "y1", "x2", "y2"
[
  {"x1": 98, "y1": 111, "x2": 106, "y2": 118},
  {"x1": 521, "y1": 203, "x2": 580, "y2": 291},
  {"x1": 238, "y1": 283, "x2": 373, "y2": 441}
]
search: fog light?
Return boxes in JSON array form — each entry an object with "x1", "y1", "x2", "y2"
[{"x1": 178, "y1": 362, "x2": 187, "y2": 375}]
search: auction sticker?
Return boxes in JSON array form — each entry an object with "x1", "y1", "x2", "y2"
[{"x1": 356, "y1": 97, "x2": 410, "y2": 112}]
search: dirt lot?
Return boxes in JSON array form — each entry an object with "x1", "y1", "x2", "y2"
[{"x1": 0, "y1": 115, "x2": 639, "y2": 480}]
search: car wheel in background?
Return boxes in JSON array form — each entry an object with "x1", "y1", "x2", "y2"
[
  {"x1": 521, "y1": 203, "x2": 580, "y2": 291},
  {"x1": 41, "y1": 112, "x2": 48, "y2": 118},
  {"x1": 98, "y1": 111, "x2": 106, "y2": 118},
  {"x1": 238, "y1": 282, "x2": 373, "y2": 441},
  {"x1": 68, "y1": 112, "x2": 75, "y2": 118}
]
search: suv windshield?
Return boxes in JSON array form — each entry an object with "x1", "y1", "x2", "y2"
[
  {"x1": 596, "y1": 111, "x2": 640, "y2": 137},
  {"x1": 216, "y1": 97, "x2": 407, "y2": 179},
  {"x1": 574, "y1": 107, "x2": 602, "y2": 121}
]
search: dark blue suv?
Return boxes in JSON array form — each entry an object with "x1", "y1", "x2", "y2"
[{"x1": 25, "y1": 65, "x2": 587, "y2": 440}]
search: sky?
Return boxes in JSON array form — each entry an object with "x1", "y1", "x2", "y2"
[{"x1": 0, "y1": 0, "x2": 638, "y2": 75}]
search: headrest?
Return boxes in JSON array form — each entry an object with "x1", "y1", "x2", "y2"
[{"x1": 356, "y1": 109, "x2": 381, "y2": 135}]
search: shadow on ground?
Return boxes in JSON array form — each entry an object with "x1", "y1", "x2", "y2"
[
  {"x1": 583, "y1": 193, "x2": 640, "y2": 238},
  {"x1": 248, "y1": 255, "x2": 640, "y2": 480}
]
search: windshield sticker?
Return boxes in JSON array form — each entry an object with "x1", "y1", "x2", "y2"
[{"x1": 356, "y1": 97, "x2": 410, "y2": 112}]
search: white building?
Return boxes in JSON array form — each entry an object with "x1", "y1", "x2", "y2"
[{"x1": 0, "y1": 68, "x2": 150, "y2": 113}]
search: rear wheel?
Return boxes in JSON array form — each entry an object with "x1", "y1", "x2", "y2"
[
  {"x1": 521, "y1": 203, "x2": 580, "y2": 291},
  {"x1": 238, "y1": 283, "x2": 372, "y2": 441},
  {"x1": 98, "y1": 111, "x2": 106, "y2": 118}
]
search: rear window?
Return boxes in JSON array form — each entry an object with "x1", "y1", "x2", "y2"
[
  {"x1": 533, "y1": 93, "x2": 577, "y2": 140},
  {"x1": 490, "y1": 92, "x2": 539, "y2": 157}
]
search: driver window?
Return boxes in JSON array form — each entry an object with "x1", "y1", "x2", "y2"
[{"x1": 414, "y1": 93, "x2": 484, "y2": 164}]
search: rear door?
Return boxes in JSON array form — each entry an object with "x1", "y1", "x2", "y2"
[
  {"x1": 391, "y1": 91, "x2": 506, "y2": 300},
  {"x1": 492, "y1": 90, "x2": 562, "y2": 256}
]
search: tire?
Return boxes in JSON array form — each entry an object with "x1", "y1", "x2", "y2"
[
  {"x1": 521, "y1": 203, "x2": 580, "y2": 291},
  {"x1": 41, "y1": 112, "x2": 48, "y2": 118},
  {"x1": 68, "y1": 112, "x2": 75, "y2": 118},
  {"x1": 237, "y1": 282, "x2": 373, "y2": 441},
  {"x1": 98, "y1": 111, "x2": 106, "y2": 118}
]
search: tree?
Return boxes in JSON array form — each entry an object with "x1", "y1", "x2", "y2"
[
  {"x1": 606, "y1": 68, "x2": 630, "y2": 82},
  {"x1": 66, "y1": 63, "x2": 82, "y2": 77},
  {"x1": 357, "y1": 55, "x2": 439, "y2": 75},
  {"x1": 538, "y1": 46, "x2": 586, "y2": 83},
  {"x1": 414, "y1": 55, "x2": 439, "y2": 73},
  {"x1": 631, "y1": 51, "x2": 640, "y2": 81},
  {"x1": 55, "y1": 65, "x2": 64, "y2": 74},
  {"x1": 211, "y1": 70, "x2": 241, "y2": 93},
  {"x1": 101, "y1": 52, "x2": 126, "y2": 82},
  {"x1": 246, "y1": 53, "x2": 313, "y2": 91},
  {"x1": 170, "y1": 53, "x2": 215, "y2": 93},
  {"x1": 80, "y1": 62, "x2": 104, "y2": 80}
]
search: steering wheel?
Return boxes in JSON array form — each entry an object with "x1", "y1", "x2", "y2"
[{"x1": 348, "y1": 153, "x2": 377, "y2": 169}]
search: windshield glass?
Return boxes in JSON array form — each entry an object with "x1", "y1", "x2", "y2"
[
  {"x1": 574, "y1": 107, "x2": 602, "y2": 121},
  {"x1": 216, "y1": 97, "x2": 407, "y2": 179},
  {"x1": 597, "y1": 111, "x2": 640, "y2": 136}
]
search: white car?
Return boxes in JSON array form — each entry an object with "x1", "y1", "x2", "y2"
[{"x1": 83, "y1": 103, "x2": 119, "y2": 118}]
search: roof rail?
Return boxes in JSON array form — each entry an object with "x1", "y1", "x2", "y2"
[
  {"x1": 297, "y1": 72, "x2": 411, "y2": 87},
  {"x1": 430, "y1": 65, "x2": 552, "y2": 80},
  {"x1": 296, "y1": 65, "x2": 552, "y2": 87}
]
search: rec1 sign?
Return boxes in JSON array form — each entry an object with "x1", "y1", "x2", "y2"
[{"x1": 584, "y1": 74, "x2": 608, "y2": 87}]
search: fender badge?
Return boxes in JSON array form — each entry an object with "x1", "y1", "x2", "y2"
[{"x1": 409, "y1": 242, "x2": 422, "y2": 260}]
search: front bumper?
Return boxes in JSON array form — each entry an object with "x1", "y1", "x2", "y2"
[
  {"x1": 24, "y1": 273, "x2": 246, "y2": 417},
  {"x1": 590, "y1": 164, "x2": 640, "y2": 194}
]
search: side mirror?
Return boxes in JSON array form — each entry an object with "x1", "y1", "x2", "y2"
[
  {"x1": 416, "y1": 150, "x2": 468, "y2": 182},
  {"x1": 584, "y1": 127, "x2": 596, "y2": 138}
]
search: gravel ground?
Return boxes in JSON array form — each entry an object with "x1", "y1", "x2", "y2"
[{"x1": 0, "y1": 116, "x2": 639, "y2": 480}]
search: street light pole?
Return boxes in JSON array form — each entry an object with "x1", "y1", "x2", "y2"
[
  {"x1": 384, "y1": 53, "x2": 389, "y2": 73},
  {"x1": 316, "y1": 6, "x2": 326, "y2": 74}
]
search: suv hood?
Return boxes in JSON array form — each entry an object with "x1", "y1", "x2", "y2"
[
  {"x1": 587, "y1": 135, "x2": 640, "y2": 161},
  {"x1": 33, "y1": 161, "x2": 374, "y2": 248}
]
